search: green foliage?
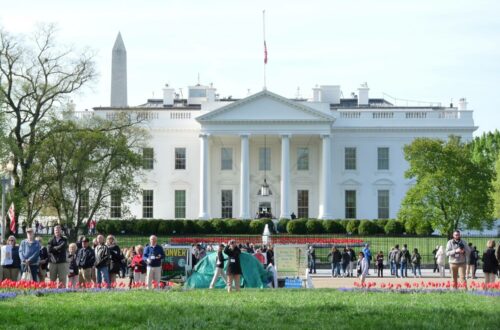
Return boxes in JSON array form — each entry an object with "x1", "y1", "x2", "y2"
[
  {"x1": 286, "y1": 219, "x2": 307, "y2": 234},
  {"x1": 260, "y1": 218, "x2": 275, "y2": 234},
  {"x1": 322, "y1": 220, "x2": 346, "y2": 234},
  {"x1": 415, "y1": 220, "x2": 434, "y2": 236},
  {"x1": 494, "y1": 156, "x2": 500, "y2": 219},
  {"x1": 277, "y1": 219, "x2": 290, "y2": 233},
  {"x1": 346, "y1": 220, "x2": 360, "y2": 234},
  {"x1": 181, "y1": 220, "x2": 195, "y2": 234},
  {"x1": 358, "y1": 220, "x2": 378, "y2": 235},
  {"x1": 194, "y1": 220, "x2": 213, "y2": 234},
  {"x1": 305, "y1": 219, "x2": 324, "y2": 234},
  {"x1": 226, "y1": 219, "x2": 249, "y2": 234},
  {"x1": 384, "y1": 220, "x2": 404, "y2": 235},
  {"x1": 209, "y1": 219, "x2": 228, "y2": 234},
  {"x1": 249, "y1": 220, "x2": 265, "y2": 234},
  {"x1": 399, "y1": 136, "x2": 495, "y2": 237},
  {"x1": 374, "y1": 219, "x2": 389, "y2": 234}
]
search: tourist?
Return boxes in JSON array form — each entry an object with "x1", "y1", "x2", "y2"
[
  {"x1": 348, "y1": 246, "x2": 356, "y2": 277},
  {"x1": 1, "y1": 236, "x2": 20, "y2": 281},
  {"x1": 327, "y1": 247, "x2": 341, "y2": 277},
  {"x1": 47, "y1": 225, "x2": 68, "y2": 287},
  {"x1": 341, "y1": 248, "x2": 350, "y2": 277},
  {"x1": 94, "y1": 234, "x2": 111, "y2": 286},
  {"x1": 363, "y1": 244, "x2": 372, "y2": 274},
  {"x1": 411, "y1": 248, "x2": 422, "y2": 278},
  {"x1": 37, "y1": 237, "x2": 49, "y2": 281},
  {"x1": 391, "y1": 245, "x2": 401, "y2": 277},
  {"x1": 194, "y1": 243, "x2": 206, "y2": 264},
  {"x1": 209, "y1": 244, "x2": 227, "y2": 289},
  {"x1": 266, "y1": 245, "x2": 274, "y2": 266},
  {"x1": 224, "y1": 240, "x2": 242, "y2": 292},
  {"x1": 125, "y1": 247, "x2": 136, "y2": 288},
  {"x1": 67, "y1": 243, "x2": 79, "y2": 287},
  {"x1": 106, "y1": 235, "x2": 123, "y2": 284},
  {"x1": 76, "y1": 237, "x2": 95, "y2": 285},
  {"x1": 497, "y1": 244, "x2": 500, "y2": 277},
  {"x1": 19, "y1": 228, "x2": 41, "y2": 281},
  {"x1": 432, "y1": 245, "x2": 439, "y2": 273},
  {"x1": 436, "y1": 245, "x2": 446, "y2": 277},
  {"x1": 131, "y1": 245, "x2": 146, "y2": 285},
  {"x1": 143, "y1": 235, "x2": 165, "y2": 289},
  {"x1": 467, "y1": 245, "x2": 479, "y2": 279},
  {"x1": 399, "y1": 244, "x2": 411, "y2": 278},
  {"x1": 482, "y1": 240, "x2": 498, "y2": 287},
  {"x1": 445, "y1": 230, "x2": 470, "y2": 288},
  {"x1": 308, "y1": 246, "x2": 316, "y2": 274},
  {"x1": 375, "y1": 251, "x2": 384, "y2": 278},
  {"x1": 357, "y1": 251, "x2": 369, "y2": 285}
]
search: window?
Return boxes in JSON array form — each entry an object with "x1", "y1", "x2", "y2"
[
  {"x1": 297, "y1": 148, "x2": 309, "y2": 171},
  {"x1": 297, "y1": 190, "x2": 309, "y2": 218},
  {"x1": 110, "y1": 190, "x2": 122, "y2": 218},
  {"x1": 378, "y1": 190, "x2": 390, "y2": 219},
  {"x1": 175, "y1": 190, "x2": 186, "y2": 219},
  {"x1": 221, "y1": 148, "x2": 233, "y2": 170},
  {"x1": 345, "y1": 190, "x2": 356, "y2": 219},
  {"x1": 259, "y1": 147, "x2": 271, "y2": 171},
  {"x1": 345, "y1": 147, "x2": 356, "y2": 170},
  {"x1": 175, "y1": 148, "x2": 186, "y2": 169},
  {"x1": 79, "y1": 190, "x2": 89, "y2": 218},
  {"x1": 378, "y1": 147, "x2": 389, "y2": 170},
  {"x1": 221, "y1": 190, "x2": 233, "y2": 218},
  {"x1": 143, "y1": 148, "x2": 154, "y2": 170},
  {"x1": 142, "y1": 190, "x2": 153, "y2": 218}
]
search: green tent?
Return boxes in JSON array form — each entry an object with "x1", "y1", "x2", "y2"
[{"x1": 185, "y1": 252, "x2": 271, "y2": 289}]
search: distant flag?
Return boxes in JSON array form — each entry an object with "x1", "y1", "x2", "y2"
[
  {"x1": 8, "y1": 202, "x2": 15, "y2": 232},
  {"x1": 264, "y1": 41, "x2": 268, "y2": 64}
]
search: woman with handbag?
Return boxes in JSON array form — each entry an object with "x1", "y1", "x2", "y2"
[
  {"x1": 224, "y1": 240, "x2": 242, "y2": 293},
  {"x1": 19, "y1": 228, "x2": 41, "y2": 281}
]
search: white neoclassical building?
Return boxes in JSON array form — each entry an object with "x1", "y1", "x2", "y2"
[{"x1": 92, "y1": 34, "x2": 476, "y2": 221}]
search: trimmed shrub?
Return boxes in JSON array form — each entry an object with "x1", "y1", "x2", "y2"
[
  {"x1": 415, "y1": 220, "x2": 434, "y2": 236},
  {"x1": 346, "y1": 219, "x2": 360, "y2": 235},
  {"x1": 384, "y1": 220, "x2": 404, "y2": 235},
  {"x1": 306, "y1": 219, "x2": 324, "y2": 234},
  {"x1": 286, "y1": 219, "x2": 307, "y2": 234},
  {"x1": 249, "y1": 220, "x2": 266, "y2": 234},
  {"x1": 358, "y1": 220, "x2": 378, "y2": 235},
  {"x1": 170, "y1": 220, "x2": 187, "y2": 234},
  {"x1": 226, "y1": 219, "x2": 248, "y2": 234},
  {"x1": 374, "y1": 219, "x2": 389, "y2": 234},
  {"x1": 195, "y1": 220, "x2": 213, "y2": 234},
  {"x1": 157, "y1": 221, "x2": 171, "y2": 235},
  {"x1": 260, "y1": 218, "x2": 276, "y2": 234},
  {"x1": 210, "y1": 219, "x2": 228, "y2": 234},
  {"x1": 277, "y1": 219, "x2": 290, "y2": 233}
]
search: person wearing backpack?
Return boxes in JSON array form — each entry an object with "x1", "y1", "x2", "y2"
[
  {"x1": 467, "y1": 245, "x2": 479, "y2": 279},
  {"x1": 411, "y1": 248, "x2": 422, "y2": 278},
  {"x1": 399, "y1": 244, "x2": 410, "y2": 278}
]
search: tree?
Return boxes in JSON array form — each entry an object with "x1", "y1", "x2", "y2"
[
  {"x1": 398, "y1": 136, "x2": 495, "y2": 238},
  {"x1": 38, "y1": 112, "x2": 148, "y2": 240},
  {"x1": 494, "y1": 157, "x2": 500, "y2": 219},
  {"x1": 0, "y1": 25, "x2": 96, "y2": 227}
]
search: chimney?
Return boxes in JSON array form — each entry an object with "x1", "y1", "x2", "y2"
[
  {"x1": 357, "y1": 82, "x2": 369, "y2": 106},
  {"x1": 312, "y1": 85, "x2": 321, "y2": 102},
  {"x1": 320, "y1": 85, "x2": 341, "y2": 104},
  {"x1": 458, "y1": 98, "x2": 468, "y2": 110},
  {"x1": 163, "y1": 84, "x2": 174, "y2": 106}
]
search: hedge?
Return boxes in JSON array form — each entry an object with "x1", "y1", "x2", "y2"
[{"x1": 95, "y1": 218, "x2": 431, "y2": 236}]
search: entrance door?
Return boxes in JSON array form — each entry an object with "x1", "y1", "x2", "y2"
[{"x1": 258, "y1": 202, "x2": 272, "y2": 219}]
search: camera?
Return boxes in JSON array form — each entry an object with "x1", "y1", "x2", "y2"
[{"x1": 458, "y1": 242, "x2": 465, "y2": 250}]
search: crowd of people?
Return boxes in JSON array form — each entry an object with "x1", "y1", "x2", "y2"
[
  {"x1": 0, "y1": 225, "x2": 165, "y2": 289},
  {"x1": 309, "y1": 231, "x2": 499, "y2": 287}
]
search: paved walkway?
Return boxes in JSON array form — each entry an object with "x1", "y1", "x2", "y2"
[{"x1": 310, "y1": 268, "x2": 487, "y2": 288}]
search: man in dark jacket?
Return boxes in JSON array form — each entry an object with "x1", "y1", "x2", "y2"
[
  {"x1": 36, "y1": 236, "x2": 49, "y2": 281},
  {"x1": 76, "y1": 237, "x2": 95, "y2": 285},
  {"x1": 94, "y1": 234, "x2": 110, "y2": 286},
  {"x1": 143, "y1": 235, "x2": 165, "y2": 289},
  {"x1": 47, "y1": 225, "x2": 68, "y2": 287}
]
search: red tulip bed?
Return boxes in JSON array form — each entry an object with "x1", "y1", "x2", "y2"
[
  {"x1": 348, "y1": 280, "x2": 500, "y2": 296},
  {"x1": 170, "y1": 236, "x2": 365, "y2": 246},
  {"x1": 0, "y1": 279, "x2": 174, "y2": 300}
]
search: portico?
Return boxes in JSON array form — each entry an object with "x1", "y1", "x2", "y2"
[{"x1": 196, "y1": 90, "x2": 335, "y2": 220}]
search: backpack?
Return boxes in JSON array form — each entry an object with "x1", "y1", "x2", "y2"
[
  {"x1": 400, "y1": 250, "x2": 408, "y2": 262},
  {"x1": 394, "y1": 250, "x2": 401, "y2": 263},
  {"x1": 411, "y1": 253, "x2": 421, "y2": 264}
]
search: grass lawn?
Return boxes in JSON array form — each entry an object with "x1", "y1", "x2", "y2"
[{"x1": 0, "y1": 289, "x2": 498, "y2": 329}]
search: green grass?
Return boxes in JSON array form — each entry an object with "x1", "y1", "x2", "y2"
[{"x1": 0, "y1": 289, "x2": 498, "y2": 329}]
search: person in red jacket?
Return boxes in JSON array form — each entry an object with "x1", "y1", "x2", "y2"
[{"x1": 131, "y1": 245, "x2": 146, "y2": 285}]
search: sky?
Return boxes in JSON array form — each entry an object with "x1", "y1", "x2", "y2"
[{"x1": 1, "y1": 0, "x2": 499, "y2": 135}]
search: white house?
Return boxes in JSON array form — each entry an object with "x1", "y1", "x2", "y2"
[{"x1": 92, "y1": 34, "x2": 476, "y2": 221}]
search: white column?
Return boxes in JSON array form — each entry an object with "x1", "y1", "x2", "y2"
[
  {"x1": 198, "y1": 133, "x2": 210, "y2": 219},
  {"x1": 280, "y1": 134, "x2": 291, "y2": 219},
  {"x1": 319, "y1": 134, "x2": 334, "y2": 219},
  {"x1": 239, "y1": 134, "x2": 251, "y2": 219}
]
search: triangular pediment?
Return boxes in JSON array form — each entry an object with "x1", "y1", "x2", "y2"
[
  {"x1": 340, "y1": 179, "x2": 362, "y2": 186},
  {"x1": 197, "y1": 90, "x2": 333, "y2": 123}
]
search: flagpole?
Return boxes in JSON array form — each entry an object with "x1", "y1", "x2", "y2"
[{"x1": 263, "y1": 10, "x2": 267, "y2": 90}]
